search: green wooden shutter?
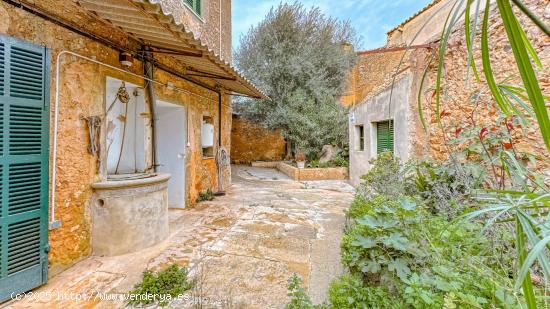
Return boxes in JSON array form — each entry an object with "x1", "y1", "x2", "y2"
[
  {"x1": 0, "y1": 35, "x2": 50, "y2": 302},
  {"x1": 185, "y1": 0, "x2": 201, "y2": 15},
  {"x1": 376, "y1": 120, "x2": 394, "y2": 154}
]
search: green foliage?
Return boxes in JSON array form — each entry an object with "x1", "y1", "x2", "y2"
[
  {"x1": 309, "y1": 154, "x2": 349, "y2": 168},
  {"x1": 197, "y1": 189, "x2": 215, "y2": 203},
  {"x1": 234, "y1": 2, "x2": 357, "y2": 158},
  {"x1": 346, "y1": 195, "x2": 400, "y2": 221},
  {"x1": 412, "y1": 159, "x2": 484, "y2": 218},
  {"x1": 341, "y1": 192, "x2": 522, "y2": 308},
  {"x1": 127, "y1": 265, "x2": 193, "y2": 307},
  {"x1": 328, "y1": 275, "x2": 404, "y2": 309},
  {"x1": 285, "y1": 274, "x2": 327, "y2": 309},
  {"x1": 326, "y1": 154, "x2": 349, "y2": 167},
  {"x1": 358, "y1": 151, "x2": 407, "y2": 199},
  {"x1": 333, "y1": 151, "x2": 546, "y2": 308}
]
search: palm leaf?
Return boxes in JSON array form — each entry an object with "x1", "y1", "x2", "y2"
[
  {"x1": 481, "y1": 0, "x2": 511, "y2": 116},
  {"x1": 515, "y1": 215, "x2": 538, "y2": 308},
  {"x1": 497, "y1": 0, "x2": 550, "y2": 152},
  {"x1": 417, "y1": 55, "x2": 434, "y2": 131},
  {"x1": 465, "y1": 0, "x2": 481, "y2": 82},
  {"x1": 511, "y1": 0, "x2": 550, "y2": 36},
  {"x1": 435, "y1": 0, "x2": 463, "y2": 122}
]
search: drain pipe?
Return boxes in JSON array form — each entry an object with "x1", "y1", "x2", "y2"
[
  {"x1": 214, "y1": 90, "x2": 229, "y2": 196},
  {"x1": 218, "y1": 90, "x2": 222, "y2": 147},
  {"x1": 50, "y1": 50, "x2": 218, "y2": 230},
  {"x1": 143, "y1": 47, "x2": 159, "y2": 172}
]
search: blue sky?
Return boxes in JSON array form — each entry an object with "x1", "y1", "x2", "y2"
[{"x1": 232, "y1": 0, "x2": 433, "y2": 52}]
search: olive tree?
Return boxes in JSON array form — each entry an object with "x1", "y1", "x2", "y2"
[{"x1": 234, "y1": 2, "x2": 357, "y2": 159}]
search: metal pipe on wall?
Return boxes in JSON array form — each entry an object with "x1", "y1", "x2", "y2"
[{"x1": 143, "y1": 47, "x2": 159, "y2": 172}]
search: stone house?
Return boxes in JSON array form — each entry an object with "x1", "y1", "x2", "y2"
[
  {"x1": 0, "y1": 0, "x2": 264, "y2": 301},
  {"x1": 346, "y1": 0, "x2": 549, "y2": 186}
]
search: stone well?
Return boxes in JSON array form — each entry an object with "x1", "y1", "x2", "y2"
[{"x1": 90, "y1": 173, "x2": 170, "y2": 256}]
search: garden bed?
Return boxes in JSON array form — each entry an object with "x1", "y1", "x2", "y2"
[{"x1": 251, "y1": 161, "x2": 348, "y2": 181}]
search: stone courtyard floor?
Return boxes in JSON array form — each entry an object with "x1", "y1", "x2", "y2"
[{"x1": 4, "y1": 165, "x2": 354, "y2": 309}]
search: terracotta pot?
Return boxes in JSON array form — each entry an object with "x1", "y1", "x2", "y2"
[{"x1": 297, "y1": 161, "x2": 305, "y2": 169}]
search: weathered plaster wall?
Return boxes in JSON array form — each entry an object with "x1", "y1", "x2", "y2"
[
  {"x1": 231, "y1": 115, "x2": 286, "y2": 164},
  {"x1": 349, "y1": 75, "x2": 412, "y2": 186},
  {"x1": 155, "y1": 0, "x2": 232, "y2": 61},
  {"x1": 0, "y1": 0, "x2": 235, "y2": 275}
]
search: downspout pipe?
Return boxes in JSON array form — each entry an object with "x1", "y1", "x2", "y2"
[
  {"x1": 214, "y1": 89, "x2": 227, "y2": 196},
  {"x1": 143, "y1": 47, "x2": 159, "y2": 172},
  {"x1": 218, "y1": 90, "x2": 222, "y2": 147}
]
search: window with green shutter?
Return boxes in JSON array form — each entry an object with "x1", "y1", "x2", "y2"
[
  {"x1": 376, "y1": 120, "x2": 394, "y2": 154},
  {"x1": 185, "y1": 0, "x2": 201, "y2": 16},
  {"x1": 0, "y1": 34, "x2": 50, "y2": 302},
  {"x1": 355, "y1": 125, "x2": 364, "y2": 151}
]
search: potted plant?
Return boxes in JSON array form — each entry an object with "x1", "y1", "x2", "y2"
[{"x1": 295, "y1": 152, "x2": 306, "y2": 169}]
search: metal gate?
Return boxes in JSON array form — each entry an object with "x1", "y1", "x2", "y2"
[{"x1": 0, "y1": 35, "x2": 50, "y2": 302}]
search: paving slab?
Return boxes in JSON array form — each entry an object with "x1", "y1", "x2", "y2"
[{"x1": 4, "y1": 165, "x2": 353, "y2": 309}]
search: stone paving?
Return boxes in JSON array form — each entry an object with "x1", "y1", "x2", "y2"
[{"x1": 4, "y1": 165, "x2": 354, "y2": 309}]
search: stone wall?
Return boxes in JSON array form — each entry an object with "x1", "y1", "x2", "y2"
[
  {"x1": 0, "y1": 1, "x2": 234, "y2": 275},
  {"x1": 420, "y1": 0, "x2": 550, "y2": 169},
  {"x1": 231, "y1": 115, "x2": 287, "y2": 164}
]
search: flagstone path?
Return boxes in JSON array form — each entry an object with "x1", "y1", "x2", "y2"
[{"x1": 4, "y1": 165, "x2": 354, "y2": 309}]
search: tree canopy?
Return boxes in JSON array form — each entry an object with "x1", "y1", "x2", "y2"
[{"x1": 234, "y1": 2, "x2": 357, "y2": 159}]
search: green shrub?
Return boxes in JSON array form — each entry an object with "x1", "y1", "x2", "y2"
[
  {"x1": 285, "y1": 274, "x2": 328, "y2": 309},
  {"x1": 127, "y1": 265, "x2": 193, "y2": 307},
  {"x1": 358, "y1": 152, "x2": 408, "y2": 199},
  {"x1": 309, "y1": 154, "x2": 349, "y2": 168},
  {"x1": 287, "y1": 151, "x2": 530, "y2": 308},
  {"x1": 340, "y1": 192, "x2": 520, "y2": 308},
  {"x1": 326, "y1": 154, "x2": 349, "y2": 167},
  {"x1": 346, "y1": 195, "x2": 401, "y2": 220},
  {"x1": 413, "y1": 159, "x2": 485, "y2": 218},
  {"x1": 329, "y1": 275, "x2": 405, "y2": 309},
  {"x1": 197, "y1": 189, "x2": 215, "y2": 203}
]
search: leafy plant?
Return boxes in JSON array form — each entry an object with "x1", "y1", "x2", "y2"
[
  {"x1": 309, "y1": 154, "x2": 349, "y2": 168},
  {"x1": 197, "y1": 189, "x2": 215, "y2": 203},
  {"x1": 341, "y1": 191, "x2": 525, "y2": 308},
  {"x1": 412, "y1": 159, "x2": 484, "y2": 218},
  {"x1": 358, "y1": 151, "x2": 408, "y2": 199},
  {"x1": 234, "y1": 2, "x2": 356, "y2": 158},
  {"x1": 285, "y1": 274, "x2": 327, "y2": 309},
  {"x1": 328, "y1": 275, "x2": 404, "y2": 309},
  {"x1": 127, "y1": 265, "x2": 193, "y2": 307}
]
